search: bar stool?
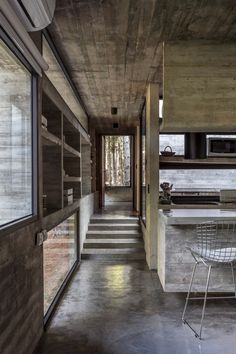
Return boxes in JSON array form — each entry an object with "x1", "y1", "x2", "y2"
[{"x1": 182, "y1": 220, "x2": 236, "y2": 339}]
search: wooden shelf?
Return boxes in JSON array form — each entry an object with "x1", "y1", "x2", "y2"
[
  {"x1": 159, "y1": 203, "x2": 236, "y2": 210},
  {"x1": 63, "y1": 142, "x2": 81, "y2": 158},
  {"x1": 64, "y1": 176, "x2": 81, "y2": 183},
  {"x1": 159, "y1": 156, "x2": 236, "y2": 165},
  {"x1": 42, "y1": 128, "x2": 62, "y2": 147},
  {"x1": 43, "y1": 208, "x2": 61, "y2": 217}
]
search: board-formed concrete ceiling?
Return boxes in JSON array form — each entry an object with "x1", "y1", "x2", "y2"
[{"x1": 48, "y1": 0, "x2": 236, "y2": 129}]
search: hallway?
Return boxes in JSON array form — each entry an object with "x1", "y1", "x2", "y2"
[{"x1": 36, "y1": 260, "x2": 236, "y2": 354}]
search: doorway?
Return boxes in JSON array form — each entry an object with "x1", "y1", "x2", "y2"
[{"x1": 104, "y1": 135, "x2": 133, "y2": 210}]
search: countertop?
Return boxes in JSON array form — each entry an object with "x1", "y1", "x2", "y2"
[{"x1": 159, "y1": 208, "x2": 236, "y2": 225}]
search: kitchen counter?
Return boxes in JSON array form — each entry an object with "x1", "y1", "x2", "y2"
[
  {"x1": 158, "y1": 208, "x2": 236, "y2": 292},
  {"x1": 159, "y1": 208, "x2": 236, "y2": 225}
]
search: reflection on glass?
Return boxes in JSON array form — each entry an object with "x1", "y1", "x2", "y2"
[
  {"x1": 43, "y1": 214, "x2": 77, "y2": 314},
  {"x1": 0, "y1": 39, "x2": 32, "y2": 227}
]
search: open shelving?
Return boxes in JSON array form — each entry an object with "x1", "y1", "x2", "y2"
[
  {"x1": 63, "y1": 142, "x2": 81, "y2": 158},
  {"x1": 41, "y1": 75, "x2": 91, "y2": 216},
  {"x1": 159, "y1": 155, "x2": 236, "y2": 169},
  {"x1": 42, "y1": 128, "x2": 62, "y2": 147}
]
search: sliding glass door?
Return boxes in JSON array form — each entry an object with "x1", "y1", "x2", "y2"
[{"x1": 43, "y1": 213, "x2": 77, "y2": 315}]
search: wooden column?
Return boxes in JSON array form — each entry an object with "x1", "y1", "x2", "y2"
[{"x1": 145, "y1": 83, "x2": 159, "y2": 269}]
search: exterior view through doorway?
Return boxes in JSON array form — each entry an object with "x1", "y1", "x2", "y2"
[{"x1": 104, "y1": 135, "x2": 133, "y2": 210}]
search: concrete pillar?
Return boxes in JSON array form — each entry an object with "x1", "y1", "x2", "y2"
[{"x1": 145, "y1": 83, "x2": 159, "y2": 269}]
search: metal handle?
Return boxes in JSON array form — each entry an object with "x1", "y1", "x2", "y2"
[{"x1": 164, "y1": 145, "x2": 172, "y2": 152}]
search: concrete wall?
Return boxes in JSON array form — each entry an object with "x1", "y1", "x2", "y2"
[
  {"x1": 158, "y1": 222, "x2": 236, "y2": 292},
  {"x1": 0, "y1": 192, "x2": 98, "y2": 354},
  {"x1": 81, "y1": 144, "x2": 92, "y2": 197},
  {"x1": 79, "y1": 192, "x2": 99, "y2": 253},
  {"x1": 163, "y1": 41, "x2": 236, "y2": 132},
  {"x1": 143, "y1": 84, "x2": 159, "y2": 270},
  {"x1": 0, "y1": 222, "x2": 44, "y2": 354}
]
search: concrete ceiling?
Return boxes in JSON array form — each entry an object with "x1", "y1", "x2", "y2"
[{"x1": 48, "y1": 0, "x2": 236, "y2": 129}]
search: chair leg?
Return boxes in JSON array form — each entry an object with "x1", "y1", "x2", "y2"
[
  {"x1": 199, "y1": 265, "x2": 211, "y2": 340},
  {"x1": 231, "y1": 263, "x2": 236, "y2": 297},
  {"x1": 182, "y1": 261, "x2": 198, "y2": 322}
]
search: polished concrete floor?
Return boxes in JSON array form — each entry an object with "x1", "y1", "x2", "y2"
[{"x1": 36, "y1": 260, "x2": 236, "y2": 354}]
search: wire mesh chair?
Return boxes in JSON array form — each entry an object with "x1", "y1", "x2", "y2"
[{"x1": 182, "y1": 220, "x2": 236, "y2": 339}]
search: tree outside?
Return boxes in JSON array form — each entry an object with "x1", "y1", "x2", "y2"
[{"x1": 105, "y1": 136, "x2": 131, "y2": 187}]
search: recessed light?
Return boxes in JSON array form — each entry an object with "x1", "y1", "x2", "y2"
[{"x1": 111, "y1": 107, "x2": 118, "y2": 115}]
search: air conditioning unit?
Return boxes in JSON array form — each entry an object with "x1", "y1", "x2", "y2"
[{"x1": 9, "y1": 0, "x2": 56, "y2": 32}]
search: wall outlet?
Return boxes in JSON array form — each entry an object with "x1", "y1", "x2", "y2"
[{"x1": 36, "y1": 229, "x2": 48, "y2": 246}]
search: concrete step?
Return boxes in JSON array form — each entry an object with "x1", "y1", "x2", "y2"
[
  {"x1": 90, "y1": 218, "x2": 139, "y2": 224},
  {"x1": 81, "y1": 248, "x2": 146, "y2": 260},
  {"x1": 86, "y1": 230, "x2": 142, "y2": 239},
  {"x1": 83, "y1": 238, "x2": 144, "y2": 249},
  {"x1": 88, "y1": 223, "x2": 140, "y2": 231}
]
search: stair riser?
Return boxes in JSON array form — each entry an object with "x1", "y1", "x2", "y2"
[
  {"x1": 84, "y1": 243, "x2": 144, "y2": 249},
  {"x1": 88, "y1": 225, "x2": 140, "y2": 231},
  {"x1": 86, "y1": 234, "x2": 142, "y2": 239},
  {"x1": 81, "y1": 254, "x2": 146, "y2": 260},
  {"x1": 90, "y1": 219, "x2": 139, "y2": 224}
]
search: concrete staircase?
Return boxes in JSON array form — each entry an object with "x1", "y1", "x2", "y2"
[{"x1": 81, "y1": 216, "x2": 145, "y2": 260}]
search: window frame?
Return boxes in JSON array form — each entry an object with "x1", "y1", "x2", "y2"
[{"x1": 0, "y1": 27, "x2": 38, "y2": 234}]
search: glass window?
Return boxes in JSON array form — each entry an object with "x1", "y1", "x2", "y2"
[
  {"x1": 43, "y1": 214, "x2": 77, "y2": 314},
  {"x1": 160, "y1": 169, "x2": 236, "y2": 191},
  {"x1": 159, "y1": 134, "x2": 185, "y2": 155},
  {"x1": 0, "y1": 38, "x2": 33, "y2": 227},
  {"x1": 104, "y1": 136, "x2": 131, "y2": 187}
]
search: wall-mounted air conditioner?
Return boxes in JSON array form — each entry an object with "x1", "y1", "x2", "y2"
[{"x1": 9, "y1": 0, "x2": 56, "y2": 32}]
